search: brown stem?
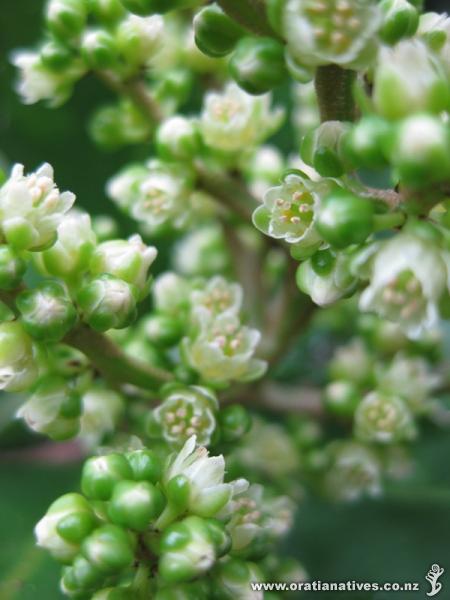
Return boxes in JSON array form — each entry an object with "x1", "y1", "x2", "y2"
[{"x1": 314, "y1": 65, "x2": 357, "y2": 122}]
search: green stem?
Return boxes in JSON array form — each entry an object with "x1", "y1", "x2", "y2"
[
  {"x1": 314, "y1": 65, "x2": 357, "y2": 122},
  {"x1": 373, "y1": 212, "x2": 406, "y2": 232},
  {"x1": 217, "y1": 0, "x2": 275, "y2": 36},
  {"x1": 132, "y1": 563, "x2": 151, "y2": 599},
  {"x1": 64, "y1": 324, "x2": 173, "y2": 390}
]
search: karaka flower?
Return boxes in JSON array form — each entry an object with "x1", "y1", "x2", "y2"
[
  {"x1": 253, "y1": 173, "x2": 331, "y2": 247},
  {"x1": 200, "y1": 83, "x2": 283, "y2": 152},
  {"x1": 150, "y1": 385, "x2": 218, "y2": 446},
  {"x1": 183, "y1": 313, "x2": 267, "y2": 385},
  {"x1": 296, "y1": 253, "x2": 355, "y2": 306},
  {"x1": 359, "y1": 233, "x2": 447, "y2": 338},
  {"x1": 190, "y1": 276, "x2": 243, "y2": 318},
  {"x1": 354, "y1": 391, "x2": 416, "y2": 444},
  {"x1": 0, "y1": 163, "x2": 75, "y2": 251},
  {"x1": 283, "y1": 0, "x2": 380, "y2": 69}
]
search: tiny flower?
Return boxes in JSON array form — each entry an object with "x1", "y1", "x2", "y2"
[
  {"x1": 376, "y1": 353, "x2": 440, "y2": 414},
  {"x1": 183, "y1": 313, "x2": 267, "y2": 385},
  {"x1": 35, "y1": 493, "x2": 95, "y2": 563},
  {"x1": 45, "y1": 0, "x2": 87, "y2": 40},
  {"x1": 90, "y1": 234, "x2": 157, "y2": 297},
  {"x1": 82, "y1": 524, "x2": 135, "y2": 573},
  {"x1": 174, "y1": 225, "x2": 230, "y2": 277},
  {"x1": 0, "y1": 245, "x2": 26, "y2": 290},
  {"x1": 253, "y1": 172, "x2": 331, "y2": 246},
  {"x1": 296, "y1": 253, "x2": 355, "y2": 306},
  {"x1": 329, "y1": 339, "x2": 373, "y2": 385},
  {"x1": 323, "y1": 441, "x2": 382, "y2": 502},
  {"x1": 108, "y1": 480, "x2": 165, "y2": 531},
  {"x1": 40, "y1": 210, "x2": 97, "y2": 279},
  {"x1": 164, "y1": 435, "x2": 248, "y2": 518},
  {"x1": 153, "y1": 272, "x2": 191, "y2": 316},
  {"x1": 151, "y1": 385, "x2": 218, "y2": 447},
  {"x1": 359, "y1": 233, "x2": 447, "y2": 338},
  {"x1": 0, "y1": 321, "x2": 38, "y2": 392},
  {"x1": 354, "y1": 391, "x2": 416, "y2": 444},
  {"x1": 79, "y1": 387, "x2": 125, "y2": 447},
  {"x1": 191, "y1": 276, "x2": 243, "y2": 317},
  {"x1": 0, "y1": 163, "x2": 75, "y2": 251},
  {"x1": 200, "y1": 83, "x2": 284, "y2": 152},
  {"x1": 17, "y1": 375, "x2": 81, "y2": 440},
  {"x1": 81, "y1": 28, "x2": 119, "y2": 70},
  {"x1": 106, "y1": 164, "x2": 148, "y2": 212},
  {"x1": 156, "y1": 116, "x2": 201, "y2": 161},
  {"x1": 77, "y1": 274, "x2": 138, "y2": 331},
  {"x1": 12, "y1": 51, "x2": 84, "y2": 107},
  {"x1": 117, "y1": 14, "x2": 164, "y2": 68},
  {"x1": 379, "y1": 0, "x2": 419, "y2": 44},
  {"x1": 373, "y1": 40, "x2": 449, "y2": 119},
  {"x1": 283, "y1": 0, "x2": 381, "y2": 69}
]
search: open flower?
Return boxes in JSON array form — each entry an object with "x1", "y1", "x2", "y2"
[
  {"x1": 183, "y1": 313, "x2": 267, "y2": 385},
  {"x1": 359, "y1": 233, "x2": 447, "y2": 338},
  {"x1": 0, "y1": 163, "x2": 75, "y2": 251},
  {"x1": 164, "y1": 435, "x2": 248, "y2": 518},
  {"x1": 354, "y1": 391, "x2": 416, "y2": 444},
  {"x1": 253, "y1": 173, "x2": 331, "y2": 246},
  {"x1": 191, "y1": 277, "x2": 243, "y2": 318},
  {"x1": 200, "y1": 83, "x2": 283, "y2": 152}
]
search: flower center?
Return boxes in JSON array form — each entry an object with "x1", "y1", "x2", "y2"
[{"x1": 381, "y1": 270, "x2": 426, "y2": 321}]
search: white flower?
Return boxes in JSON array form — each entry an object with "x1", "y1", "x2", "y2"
[
  {"x1": 200, "y1": 83, "x2": 283, "y2": 152},
  {"x1": 0, "y1": 163, "x2": 75, "y2": 251},
  {"x1": 183, "y1": 313, "x2": 267, "y2": 385},
  {"x1": 191, "y1": 276, "x2": 243, "y2": 317},
  {"x1": 12, "y1": 50, "x2": 84, "y2": 106},
  {"x1": 359, "y1": 233, "x2": 447, "y2": 338},
  {"x1": 165, "y1": 435, "x2": 248, "y2": 517},
  {"x1": 79, "y1": 388, "x2": 124, "y2": 447},
  {"x1": 106, "y1": 164, "x2": 148, "y2": 211},
  {"x1": 283, "y1": 0, "x2": 380, "y2": 68},
  {"x1": 354, "y1": 391, "x2": 416, "y2": 444},
  {"x1": 297, "y1": 253, "x2": 355, "y2": 306},
  {"x1": 117, "y1": 14, "x2": 164, "y2": 66}
]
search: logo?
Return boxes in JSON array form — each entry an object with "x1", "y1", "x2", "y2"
[{"x1": 426, "y1": 564, "x2": 445, "y2": 597}]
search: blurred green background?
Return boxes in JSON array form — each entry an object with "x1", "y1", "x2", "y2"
[{"x1": 1, "y1": 1, "x2": 450, "y2": 598}]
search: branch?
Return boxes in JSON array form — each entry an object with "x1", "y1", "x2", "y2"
[
  {"x1": 359, "y1": 186, "x2": 403, "y2": 211},
  {"x1": 314, "y1": 65, "x2": 357, "y2": 122},
  {"x1": 235, "y1": 382, "x2": 323, "y2": 416},
  {"x1": 217, "y1": 0, "x2": 276, "y2": 37}
]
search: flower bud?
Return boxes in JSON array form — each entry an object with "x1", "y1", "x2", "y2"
[
  {"x1": 373, "y1": 40, "x2": 449, "y2": 119},
  {"x1": 389, "y1": 114, "x2": 450, "y2": 187},
  {"x1": 301, "y1": 121, "x2": 351, "y2": 177},
  {"x1": 62, "y1": 555, "x2": 104, "y2": 593},
  {"x1": 81, "y1": 29, "x2": 119, "y2": 70},
  {"x1": 341, "y1": 116, "x2": 390, "y2": 169},
  {"x1": 0, "y1": 321, "x2": 38, "y2": 392},
  {"x1": 229, "y1": 37, "x2": 287, "y2": 95},
  {"x1": 140, "y1": 314, "x2": 183, "y2": 348},
  {"x1": 82, "y1": 525, "x2": 135, "y2": 573},
  {"x1": 159, "y1": 516, "x2": 216, "y2": 583},
  {"x1": 153, "y1": 272, "x2": 191, "y2": 316},
  {"x1": 324, "y1": 380, "x2": 360, "y2": 417},
  {"x1": 315, "y1": 189, "x2": 375, "y2": 249},
  {"x1": 35, "y1": 493, "x2": 94, "y2": 563},
  {"x1": 117, "y1": 14, "x2": 164, "y2": 67},
  {"x1": 40, "y1": 40, "x2": 75, "y2": 71},
  {"x1": 79, "y1": 387, "x2": 125, "y2": 447},
  {"x1": 88, "y1": 0, "x2": 125, "y2": 24},
  {"x1": 354, "y1": 391, "x2": 416, "y2": 443},
  {"x1": 329, "y1": 339, "x2": 373, "y2": 385},
  {"x1": 0, "y1": 163, "x2": 75, "y2": 251},
  {"x1": 108, "y1": 480, "x2": 165, "y2": 531},
  {"x1": 127, "y1": 448, "x2": 162, "y2": 484},
  {"x1": 17, "y1": 374, "x2": 81, "y2": 440},
  {"x1": 296, "y1": 253, "x2": 355, "y2": 307},
  {"x1": 16, "y1": 281, "x2": 77, "y2": 342},
  {"x1": 90, "y1": 235, "x2": 157, "y2": 298},
  {"x1": 0, "y1": 245, "x2": 26, "y2": 290},
  {"x1": 41, "y1": 210, "x2": 97, "y2": 279},
  {"x1": 214, "y1": 558, "x2": 263, "y2": 598},
  {"x1": 218, "y1": 404, "x2": 252, "y2": 443},
  {"x1": 46, "y1": 0, "x2": 87, "y2": 41},
  {"x1": 379, "y1": 0, "x2": 419, "y2": 44},
  {"x1": 150, "y1": 385, "x2": 217, "y2": 447},
  {"x1": 156, "y1": 116, "x2": 202, "y2": 162},
  {"x1": 174, "y1": 225, "x2": 229, "y2": 278},
  {"x1": 194, "y1": 4, "x2": 244, "y2": 58},
  {"x1": 77, "y1": 274, "x2": 138, "y2": 331},
  {"x1": 81, "y1": 454, "x2": 133, "y2": 500}
]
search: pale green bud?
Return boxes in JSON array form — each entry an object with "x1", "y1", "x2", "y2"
[
  {"x1": 0, "y1": 321, "x2": 38, "y2": 392},
  {"x1": 296, "y1": 253, "x2": 355, "y2": 307},
  {"x1": 156, "y1": 116, "x2": 201, "y2": 161},
  {"x1": 153, "y1": 272, "x2": 191, "y2": 316},
  {"x1": 117, "y1": 14, "x2": 164, "y2": 68},
  {"x1": 79, "y1": 387, "x2": 125, "y2": 447}
]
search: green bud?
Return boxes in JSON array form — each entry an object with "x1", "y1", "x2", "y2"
[
  {"x1": 82, "y1": 525, "x2": 135, "y2": 573},
  {"x1": 204, "y1": 518, "x2": 231, "y2": 557},
  {"x1": 88, "y1": 0, "x2": 125, "y2": 24},
  {"x1": 127, "y1": 448, "x2": 162, "y2": 484},
  {"x1": 0, "y1": 245, "x2": 26, "y2": 290},
  {"x1": 40, "y1": 40, "x2": 75, "y2": 71},
  {"x1": 57, "y1": 511, "x2": 97, "y2": 545},
  {"x1": 156, "y1": 117, "x2": 202, "y2": 162},
  {"x1": 296, "y1": 253, "x2": 355, "y2": 306},
  {"x1": 379, "y1": 0, "x2": 419, "y2": 44},
  {"x1": 81, "y1": 29, "x2": 119, "y2": 70},
  {"x1": 194, "y1": 4, "x2": 244, "y2": 58},
  {"x1": 117, "y1": 13, "x2": 164, "y2": 68},
  {"x1": 229, "y1": 37, "x2": 287, "y2": 95},
  {"x1": 301, "y1": 121, "x2": 351, "y2": 177},
  {"x1": 159, "y1": 516, "x2": 216, "y2": 583},
  {"x1": 311, "y1": 248, "x2": 336, "y2": 277},
  {"x1": 141, "y1": 314, "x2": 183, "y2": 348},
  {"x1": 119, "y1": 0, "x2": 198, "y2": 16},
  {"x1": 16, "y1": 281, "x2": 77, "y2": 342},
  {"x1": 108, "y1": 480, "x2": 165, "y2": 531},
  {"x1": 315, "y1": 190, "x2": 375, "y2": 249},
  {"x1": 389, "y1": 115, "x2": 450, "y2": 187},
  {"x1": 218, "y1": 404, "x2": 252, "y2": 443},
  {"x1": 0, "y1": 321, "x2": 38, "y2": 392},
  {"x1": 64, "y1": 555, "x2": 104, "y2": 591},
  {"x1": 166, "y1": 475, "x2": 191, "y2": 511},
  {"x1": 77, "y1": 274, "x2": 138, "y2": 331},
  {"x1": 342, "y1": 116, "x2": 390, "y2": 170},
  {"x1": 324, "y1": 380, "x2": 360, "y2": 417},
  {"x1": 81, "y1": 454, "x2": 133, "y2": 500},
  {"x1": 46, "y1": 0, "x2": 87, "y2": 41}
]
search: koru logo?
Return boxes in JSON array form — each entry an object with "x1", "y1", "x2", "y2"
[{"x1": 426, "y1": 564, "x2": 445, "y2": 597}]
